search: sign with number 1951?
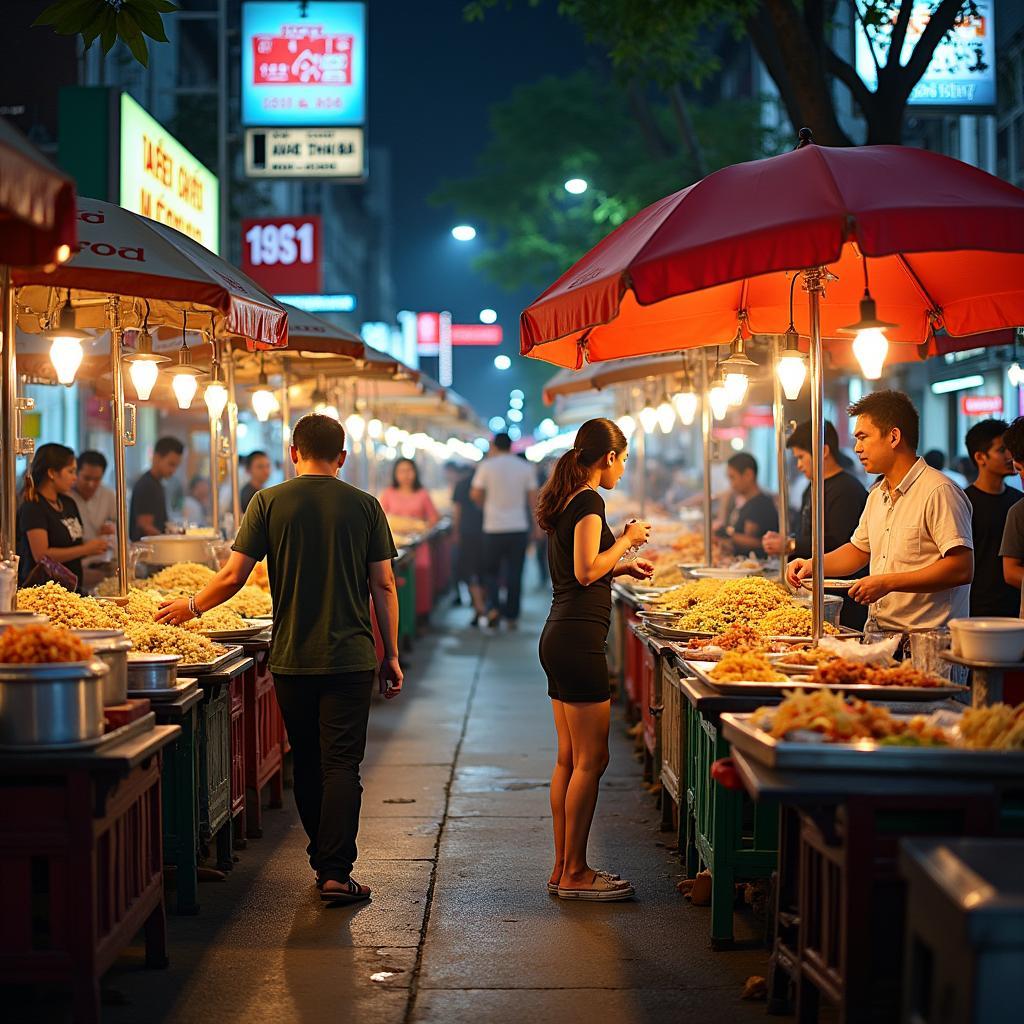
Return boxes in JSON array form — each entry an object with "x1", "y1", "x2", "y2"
[{"x1": 241, "y1": 215, "x2": 321, "y2": 294}]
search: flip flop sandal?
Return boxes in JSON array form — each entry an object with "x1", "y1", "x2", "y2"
[
  {"x1": 547, "y1": 869, "x2": 620, "y2": 894},
  {"x1": 557, "y1": 872, "x2": 634, "y2": 901},
  {"x1": 319, "y1": 878, "x2": 371, "y2": 904}
]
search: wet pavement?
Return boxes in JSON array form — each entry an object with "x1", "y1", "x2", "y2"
[{"x1": 18, "y1": 583, "x2": 772, "y2": 1023}]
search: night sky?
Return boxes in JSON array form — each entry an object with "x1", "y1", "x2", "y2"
[{"x1": 368, "y1": 1, "x2": 591, "y2": 433}]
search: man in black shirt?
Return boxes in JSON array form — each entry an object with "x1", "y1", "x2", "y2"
[
  {"x1": 129, "y1": 436, "x2": 184, "y2": 540},
  {"x1": 964, "y1": 418, "x2": 1021, "y2": 617},
  {"x1": 715, "y1": 452, "x2": 778, "y2": 556},
  {"x1": 763, "y1": 420, "x2": 869, "y2": 628}
]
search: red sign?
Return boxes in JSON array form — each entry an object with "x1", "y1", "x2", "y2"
[
  {"x1": 961, "y1": 395, "x2": 1003, "y2": 416},
  {"x1": 741, "y1": 407, "x2": 775, "y2": 428},
  {"x1": 241, "y1": 216, "x2": 321, "y2": 294},
  {"x1": 416, "y1": 312, "x2": 502, "y2": 352},
  {"x1": 252, "y1": 28, "x2": 353, "y2": 87}
]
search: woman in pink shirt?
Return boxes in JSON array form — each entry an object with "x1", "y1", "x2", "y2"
[{"x1": 380, "y1": 459, "x2": 439, "y2": 618}]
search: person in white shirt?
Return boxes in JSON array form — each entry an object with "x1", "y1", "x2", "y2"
[
  {"x1": 471, "y1": 433, "x2": 539, "y2": 629},
  {"x1": 71, "y1": 450, "x2": 117, "y2": 572},
  {"x1": 787, "y1": 390, "x2": 973, "y2": 633}
]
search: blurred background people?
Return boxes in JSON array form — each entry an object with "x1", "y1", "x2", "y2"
[
  {"x1": 241, "y1": 450, "x2": 272, "y2": 513},
  {"x1": 71, "y1": 449, "x2": 117, "y2": 588},
  {"x1": 451, "y1": 463, "x2": 487, "y2": 626},
  {"x1": 182, "y1": 476, "x2": 211, "y2": 528},
  {"x1": 715, "y1": 453, "x2": 778, "y2": 558},
  {"x1": 130, "y1": 436, "x2": 184, "y2": 540}
]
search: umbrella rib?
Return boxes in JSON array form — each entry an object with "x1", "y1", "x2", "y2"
[{"x1": 893, "y1": 253, "x2": 941, "y2": 317}]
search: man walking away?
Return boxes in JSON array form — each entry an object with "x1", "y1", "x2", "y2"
[
  {"x1": 472, "y1": 432, "x2": 538, "y2": 629},
  {"x1": 156, "y1": 414, "x2": 402, "y2": 904},
  {"x1": 964, "y1": 419, "x2": 1021, "y2": 618}
]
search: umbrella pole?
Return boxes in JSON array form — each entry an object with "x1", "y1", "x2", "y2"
[
  {"x1": 771, "y1": 335, "x2": 789, "y2": 586},
  {"x1": 209, "y1": 341, "x2": 221, "y2": 536},
  {"x1": 108, "y1": 296, "x2": 130, "y2": 599},
  {"x1": 701, "y1": 349, "x2": 713, "y2": 567},
  {"x1": 805, "y1": 271, "x2": 826, "y2": 643},
  {"x1": 225, "y1": 352, "x2": 241, "y2": 532},
  {"x1": 637, "y1": 412, "x2": 647, "y2": 519},
  {"x1": 1, "y1": 267, "x2": 16, "y2": 562},
  {"x1": 280, "y1": 366, "x2": 291, "y2": 481}
]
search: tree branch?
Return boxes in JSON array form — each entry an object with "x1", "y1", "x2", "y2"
[
  {"x1": 898, "y1": 0, "x2": 967, "y2": 93},
  {"x1": 626, "y1": 78, "x2": 674, "y2": 159},
  {"x1": 853, "y1": 1, "x2": 884, "y2": 73},
  {"x1": 886, "y1": 0, "x2": 916, "y2": 73},
  {"x1": 670, "y1": 84, "x2": 708, "y2": 178},
  {"x1": 827, "y1": 45, "x2": 875, "y2": 115},
  {"x1": 746, "y1": 5, "x2": 804, "y2": 135}
]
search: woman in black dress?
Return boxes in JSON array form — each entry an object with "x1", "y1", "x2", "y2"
[
  {"x1": 17, "y1": 444, "x2": 108, "y2": 593},
  {"x1": 536, "y1": 418, "x2": 653, "y2": 901}
]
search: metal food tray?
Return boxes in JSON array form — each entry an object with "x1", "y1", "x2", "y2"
[
  {"x1": 0, "y1": 711, "x2": 156, "y2": 754},
  {"x1": 177, "y1": 644, "x2": 243, "y2": 675},
  {"x1": 128, "y1": 677, "x2": 199, "y2": 700},
  {"x1": 646, "y1": 621, "x2": 714, "y2": 641},
  {"x1": 721, "y1": 712, "x2": 1024, "y2": 776},
  {"x1": 197, "y1": 623, "x2": 268, "y2": 641}
]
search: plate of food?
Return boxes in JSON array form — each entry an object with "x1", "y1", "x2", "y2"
[{"x1": 799, "y1": 578, "x2": 857, "y2": 591}]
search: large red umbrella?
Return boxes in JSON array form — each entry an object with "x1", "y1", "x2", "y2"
[{"x1": 522, "y1": 135, "x2": 1024, "y2": 637}]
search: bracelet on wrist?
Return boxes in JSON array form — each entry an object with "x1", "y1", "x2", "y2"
[{"x1": 188, "y1": 594, "x2": 198, "y2": 617}]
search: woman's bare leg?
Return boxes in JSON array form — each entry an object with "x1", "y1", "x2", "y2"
[
  {"x1": 549, "y1": 699, "x2": 574, "y2": 887},
  {"x1": 560, "y1": 699, "x2": 611, "y2": 888}
]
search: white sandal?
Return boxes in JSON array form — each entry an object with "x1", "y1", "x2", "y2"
[
  {"x1": 547, "y1": 869, "x2": 619, "y2": 894},
  {"x1": 557, "y1": 871, "x2": 634, "y2": 901}
]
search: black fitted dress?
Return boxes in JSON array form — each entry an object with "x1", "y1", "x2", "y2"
[{"x1": 539, "y1": 489, "x2": 616, "y2": 702}]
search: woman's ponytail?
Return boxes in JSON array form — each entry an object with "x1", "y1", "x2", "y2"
[
  {"x1": 21, "y1": 443, "x2": 75, "y2": 504},
  {"x1": 535, "y1": 418, "x2": 628, "y2": 533}
]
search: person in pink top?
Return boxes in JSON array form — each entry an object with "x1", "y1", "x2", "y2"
[{"x1": 379, "y1": 458, "x2": 440, "y2": 619}]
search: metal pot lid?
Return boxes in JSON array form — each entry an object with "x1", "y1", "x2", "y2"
[
  {"x1": 127, "y1": 652, "x2": 182, "y2": 666},
  {"x1": 71, "y1": 628, "x2": 126, "y2": 640},
  {"x1": 0, "y1": 658, "x2": 109, "y2": 680}
]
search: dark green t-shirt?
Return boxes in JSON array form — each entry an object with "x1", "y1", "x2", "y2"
[{"x1": 232, "y1": 475, "x2": 397, "y2": 675}]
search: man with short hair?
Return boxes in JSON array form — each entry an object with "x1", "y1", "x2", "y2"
[
  {"x1": 998, "y1": 417, "x2": 1024, "y2": 609},
  {"x1": 788, "y1": 390, "x2": 974, "y2": 632},
  {"x1": 240, "y1": 450, "x2": 272, "y2": 513},
  {"x1": 716, "y1": 452, "x2": 778, "y2": 557},
  {"x1": 763, "y1": 420, "x2": 868, "y2": 628},
  {"x1": 72, "y1": 450, "x2": 117, "y2": 556},
  {"x1": 130, "y1": 436, "x2": 184, "y2": 540},
  {"x1": 156, "y1": 413, "x2": 402, "y2": 904},
  {"x1": 471, "y1": 432, "x2": 538, "y2": 629},
  {"x1": 963, "y1": 419, "x2": 1021, "y2": 618}
]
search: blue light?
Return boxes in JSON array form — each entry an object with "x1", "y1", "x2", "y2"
[{"x1": 275, "y1": 293, "x2": 357, "y2": 313}]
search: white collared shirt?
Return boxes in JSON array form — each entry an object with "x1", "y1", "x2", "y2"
[{"x1": 849, "y1": 458, "x2": 972, "y2": 631}]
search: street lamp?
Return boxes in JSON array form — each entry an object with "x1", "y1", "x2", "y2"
[
  {"x1": 479, "y1": 308, "x2": 497, "y2": 324},
  {"x1": 494, "y1": 354, "x2": 512, "y2": 370},
  {"x1": 564, "y1": 178, "x2": 588, "y2": 195},
  {"x1": 451, "y1": 225, "x2": 477, "y2": 242}
]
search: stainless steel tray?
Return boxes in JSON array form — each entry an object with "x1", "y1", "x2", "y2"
[
  {"x1": 197, "y1": 623, "x2": 268, "y2": 641},
  {"x1": 689, "y1": 661, "x2": 967, "y2": 701},
  {"x1": 646, "y1": 621, "x2": 713, "y2": 641},
  {"x1": 721, "y1": 712, "x2": 1024, "y2": 776},
  {"x1": 0, "y1": 711, "x2": 155, "y2": 753},
  {"x1": 128, "y1": 676, "x2": 199, "y2": 700},
  {"x1": 178, "y1": 644, "x2": 243, "y2": 675}
]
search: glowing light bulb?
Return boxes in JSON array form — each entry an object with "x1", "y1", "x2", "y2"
[
  {"x1": 852, "y1": 328, "x2": 888, "y2": 381},
  {"x1": 384, "y1": 425, "x2": 402, "y2": 446},
  {"x1": 723, "y1": 371, "x2": 748, "y2": 406},
  {"x1": 367, "y1": 418, "x2": 384, "y2": 440},
  {"x1": 204, "y1": 381, "x2": 228, "y2": 420},
  {"x1": 638, "y1": 405, "x2": 658, "y2": 433},
  {"x1": 345, "y1": 413, "x2": 366, "y2": 440},
  {"x1": 251, "y1": 387, "x2": 277, "y2": 422},
  {"x1": 401, "y1": 441, "x2": 417, "y2": 458},
  {"x1": 127, "y1": 357, "x2": 160, "y2": 401},
  {"x1": 776, "y1": 353, "x2": 807, "y2": 401},
  {"x1": 672, "y1": 390, "x2": 698, "y2": 426},
  {"x1": 616, "y1": 414, "x2": 636, "y2": 438},
  {"x1": 322, "y1": 404, "x2": 340, "y2": 421},
  {"x1": 709, "y1": 383, "x2": 730, "y2": 421},
  {"x1": 49, "y1": 337, "x2": 83, "y2": 385},
  {"x1": 171, "y1": 372, "x2": 199, "y2": 410},
  {"x1": 656, "y1": 399, "x2": 675, "y2": 434}
]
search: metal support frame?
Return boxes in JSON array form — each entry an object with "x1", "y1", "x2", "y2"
[
  {"x1": 804, "y1": 270, "x2": 827, "y2": 642},
  {"x1": 0, "y1": 268, "x2": 16, "y2": 561},
  {"x1": 209, "y1": 340, "x2": 221, "y2": 535},
  {"x1": 108, "y1": 296, "x2": 131, "y2": 597},
  {"x1": 225, "y1": 352, "x2": 240, "y2": 532},
  {"x1": 771, "y1": 335, "x2": 790, "y2": 586},
  {"x1": 701, "y1": 349, "x2": 714, "y2": 568},
  {"x1": 280, "y1": 366, "x2": 291, "y2": 481}
]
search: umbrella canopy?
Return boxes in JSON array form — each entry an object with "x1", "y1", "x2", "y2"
[
  {"x1": 543, "y1": 353, "x2": 685, "y2": 403},
  {"x1": 521, "y1": 141, "x2": 1024, "y2": 368},
  {"x1": 0, "y1": 117, "x2": 77, "y2": 267},
  {"x1": 14, "y1": 197, "x2": 288, "y2": 348}
]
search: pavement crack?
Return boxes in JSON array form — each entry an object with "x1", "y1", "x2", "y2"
[{"x1": 402, "y1": 633, "x2": 486, "y2": 1024}]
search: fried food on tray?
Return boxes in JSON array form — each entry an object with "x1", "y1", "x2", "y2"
[
  {"x1": 182, "y1": 606, "x2": 246, "y2": 633},
  {"x1": 125, "y1": 623, "x2": 225, "y2": 662},
  {"x1": 691, "y1": 624, "x2": 765, "y2": 652},
  {"x1": 809, "y1": 659, "x2": 947, "y2": 689},
  {"x1": 709, "y1": 652, "x2": 787, "y2": 683},
  {"x1": 225, "y1": 585, "x2": 273, "y2": 618},
  {"x1": 756, "y1": 605, "x2": 840, "y2": 637},
  {"x1": 648, "y1": 578, "x2": 726, "y2": 613},
  {"x1": 958, "y1": 703, "x2": 1024, "y2": 750},
  {"x1": 671, "y1": 577, "x2": 790, "y2": 632},
  {"x1": 776, "y1": 646, "x2": 837, "y2": 667},
  {"x1": 144, "y1": 562, "x2": 216, "y2": 592},
  {"x1": 17, "y1": 582, "x2": 127, "y2": 630},
  {"x1": 0, "y1": 623, "x2": 94, "y2": 663},
  {"x1": 754, "y1": 689, "x2": 948, "y2": 745}
]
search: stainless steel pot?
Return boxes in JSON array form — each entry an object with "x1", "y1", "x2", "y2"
[
  {"x1": 0, "y1": 612, "x2": 49, "y2": 633},
  {"x1": 140, "y1": 534, "x2": 217, "y2": 567},
  {"x1": 0, "y1": 659, "x2": 108, "y2": 745},
  {"x1": 72, "y1": 629, "x2": 132, "y2": 705},
  {"x1": 127, "y1": 653, "x2": 181, "y2": 691}
]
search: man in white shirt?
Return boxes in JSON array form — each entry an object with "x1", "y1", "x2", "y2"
[
  {"x1": 787, "y1": 390, "x2": 973, "y2": 633},
  {"x1": 471, "y1": 433, "x2": 538, "y2": 629},
  {"x1": 72, "y1": 450, "x2": 117, "y2": 582}
]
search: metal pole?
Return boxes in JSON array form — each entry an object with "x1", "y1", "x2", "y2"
[
  {"x1": 636, "y1": 405, "x2": 647, "y2": 519},
  {"x1": 217, "y1": 0, "x2": 229, "y2": 260},
  {"x1": 0, "y1": 268, "x2": 16, "y2": 561},
  {"x1": 806, "y1": 272, "x2": 826, "y2": 643},
  {"x1": 209, "y1": 341, "x2": 221, "y2": 535},
  {"x1": 280, "y1": 365, "x2": 291, "y2": 481},
  {"x1": 701, "y1": 349, "x2": 713, "y2": 568},
  {"x1": 771, "y1": 335, "x2": 790, "y2": 586},
  {"x1": 108, "y1": 296, "x2": 130, "y2": 598},
  {"x1": 225, "y1": 351, "x2": 241, "y2": 532}
]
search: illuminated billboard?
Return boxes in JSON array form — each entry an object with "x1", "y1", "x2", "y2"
[
  {"x1": 242, "y1": 1, "x2": 366, "y2": 127},
  {"x1": 855, "y1": 2, "x2": 995, "y2": 109},
  {"x1": 119, "y1": 93, "x2": 220, "y2": 253}
]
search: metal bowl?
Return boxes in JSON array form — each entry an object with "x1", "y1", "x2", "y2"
[
  {"x1": 139, "y1": 534, "x2": 217, "y2": 567},
  {"x1": 72, "y1": 629, "x2": 133, "y2": 705},
  {"x1": 127, "y1": 652, "x2": 182, "y2": 691},
  {"x1": 0, "y1": 612, "x2": 49, "y2": 633},
  {"x1": 0, "y1": 659, "x2": 108, "y2": 745}
]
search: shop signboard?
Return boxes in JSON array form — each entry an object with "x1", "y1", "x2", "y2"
[
  {"x1": 244, "y1": 126, "x2": 364, "y2": 179},
  {"x1": 961, "y1": 395, "x2": 1003, "y2": 416},
  {"x1": 416, "y1": 312, "x2": 503, "y2": 353},
  {"x1": 855, "y1": 2, "x2": 996, "y2": 109},
  {"x1": 241, "y1": 216, "x2": 321, "y2": 293},
  {"x1": 242, "y1": 1, "x2": 366, "y2": 127}
]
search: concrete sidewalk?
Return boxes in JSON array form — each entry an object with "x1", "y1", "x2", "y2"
[{"x1": 33, "y1": 586, "x2": 771, "y2": 1023}]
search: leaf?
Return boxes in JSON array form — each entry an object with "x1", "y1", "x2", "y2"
[
  {"x1": 33, "y1": 0, "x2": 103, "y2": 35},
  {"x1": 127, "y1": 1, "x2": 169, "y2": 42},
  {"x1": 123, "y1": 28, "x2": 150, "y2": 66},
  {"x1": 116, "y1": 8, "x2": 143, "y2": 40},
  {"x1": 134, "y1": 0, "x2": 180, "y2": 13}
]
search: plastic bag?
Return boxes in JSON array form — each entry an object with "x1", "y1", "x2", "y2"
[{"x1": 818, "y1": 633, "x2": 899, "y2": 665}]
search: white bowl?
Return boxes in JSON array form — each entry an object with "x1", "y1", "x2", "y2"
[{"x1": 948, "y1": 618, "x2": 1024, "y2": 664}]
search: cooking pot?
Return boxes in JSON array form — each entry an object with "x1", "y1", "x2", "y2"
[
  {"x1": 0, "y1": 659, "x2": 108, "y2": 745},
  {"x1": 140, "y1": 534, "x2": 217, "y2": 567},
  {"x1": 72, "y1": 629, "x2": 132, "y2": 705},
  {"x1": 127, "y1": 652, "x2": 181, "y2": 691},
  {"x1": 0, "y1": 612, "x2": 49, "y2": 634}
]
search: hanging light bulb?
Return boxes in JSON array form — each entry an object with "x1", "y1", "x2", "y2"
[
  {"x1": 123, "y1": 306, "x2": 170, "y2": 401},
  {"x1": 709, "y1": 367, "x2": 730, "y2": 421},
  {"x1": 345, "y1": 411, "x2": 367, "y2": 441},
  {"x1": 384, "y1": 425, "x2": 402, "y2": 447},
  {"x1": 672, "y1": 389, "x2": 698, "y2": 426},
  {"x1": 719, "y1": 332, "x2": 758, "y2": 406},
  {"x1": 839, "y1": 258, "x2": 898, "y2": 381},
  {"x1": 656, "y1": 395, "x2": 675, "y2": 434},
  {"x1": 43, "y1": 292, "x2": 89, "y2": 385},
  {"x1": 205, "y1": 379, "x2": 228, "y2": 420},
  {"x1": 776, "y1": 327, "x2": 808, "y2": 401},
  {"x1": 166, "y1": 315, "x2": 205, "y2": 410},
  {"x1": 250, "y1": 356, "x2": 277, "y2": 422},
  {"x1": 616, "y1": 414, "x2": 636, "y2": 438},
  {"x1": 311, "y1": 385, "x2": 329, "y2": 412},
  {"x1": 367, "y1": 417, "x2": 384, "y2": 440},
  {"x1": 321, "y1": 404, "x2": 340, "y2": 421},
  {"x1": 638, "y1": 403, "x2": 658, "y2": 433},
  {"x1": 723, "y1": 372, "x2": 749, "y2": 405}
]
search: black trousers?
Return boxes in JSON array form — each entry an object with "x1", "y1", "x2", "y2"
[
  {"x1": 273, "y1": 671, "x2": 375, "y2": 883},
  {"x1": 483, "y1": 530, "x2": 529, "y2": 620}
]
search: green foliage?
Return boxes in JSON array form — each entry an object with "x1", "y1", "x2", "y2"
[
  {"x1": 33, "y1": 0, "x2": 178, "y2": 67},
  {"x1": 433, "y1": 70, "x2": 778, "y2": 291}
]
